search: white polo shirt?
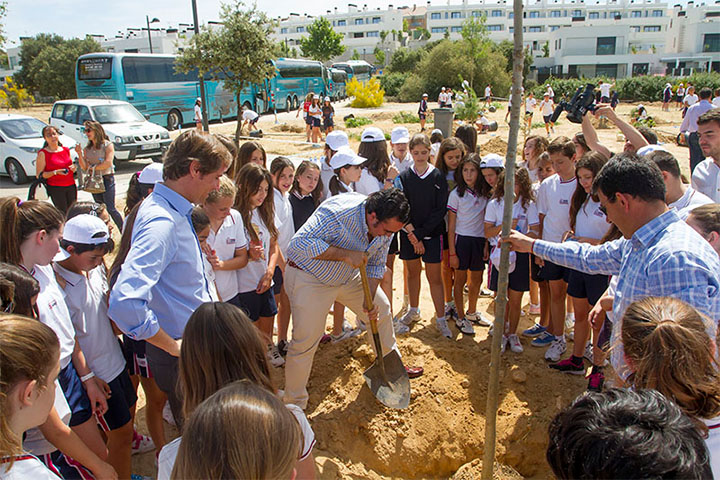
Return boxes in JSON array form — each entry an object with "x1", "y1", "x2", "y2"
[
  {"x1": 355, "y1": 168, "x2": 383, "y2": 196},
  {"x1": 599, "y1": 83, "x2": 612, "y2": 98},
  {"x1": 692, "y1": 158, "x2": 720, "y2": 202},
  {"x1": 320, "y1": 157, "x2": 334, "y2": 202},
  {"x1": 447, "y1": 187, "x2": 488, "y2": 237},
  {"x1": 540, "y1": 99, "x2": 554, "y2": 116},
  {"x1": 485, "y1": 197, "x2": 540, "y2": 245},
  {"x1": 0, "y1": 454, "x2": 60, "y2": 479},
  {"x1": 23, "y1": 380, "x2": 71, "y2": 456},
  {"x1": 669, "y1": 186, "x2": 713, "y2": 219},
  {"x1": 537, "y1": 174, "x2": 577, "y2": 242},
  {"x1": 207, "y1": 209, "x2": 247, "y2": 302},
  {"x1": 574, "y1": 198, "x2": 611, "y2": 240},
  {"x1": 53, "y1": 263, "x2": 126, "y2": 382},
  {"x1": 391, "y1": 152, "x2": 413, "y2": 174},
  {"x1": 525, "y1": 97, "x2": 537, "y2": 113},
  {"x1": 238, "y1": 209, "x2": 272, "y2": 294},
  {"x1": 33, "y1": 264, "x2": 75, "y2": 369},
  {"x1": 273, "y1": 189, "x2": 294, "y2": 257}
]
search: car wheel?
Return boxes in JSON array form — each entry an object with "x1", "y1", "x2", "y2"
[
  {"x1": 167, "y1": 109, "x2": 182, "y2": 131},
  {"x1": 6, "y1": 158, "x2": 28, "y2": 184}
]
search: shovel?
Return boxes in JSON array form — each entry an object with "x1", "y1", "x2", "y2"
[{"x1": 360, "y1": 264, "x2": 411, "y2": 409}]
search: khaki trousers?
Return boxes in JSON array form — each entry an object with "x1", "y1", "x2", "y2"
[{"x1": 282, "y1": 266, "x2": 397, "y2": 409}]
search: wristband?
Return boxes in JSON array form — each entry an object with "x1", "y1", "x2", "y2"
[{"x1": 80, "y1": 372, "x2": 96, "y2": 383}]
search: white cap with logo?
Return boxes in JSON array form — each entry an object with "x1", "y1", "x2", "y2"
[
  {"x1": 361, "y1": 127, "x2": 385, "y2": 143},
  {"x1": 138, "y1": 163, "x2": 164, "y2": 185},
  {"x1": 330, "y1": 146, "x2": 366, "y2": 169},
  {"x1": 325, "y1": 130, "x2": 349, "y2": 151},
  {"x1": 390, "y1": 126, "x2": 410, "y2": 144},
  {"x1": 480, "y1": 153, "x2": 505, "y2": 169}
]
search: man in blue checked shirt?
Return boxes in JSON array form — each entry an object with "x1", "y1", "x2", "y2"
[
  {"x1": 504, "y1": 154, "x2": 720, "y2": 383},
  {"x1": 283, "y1": 188, "x2": 423, "y2": 409}
]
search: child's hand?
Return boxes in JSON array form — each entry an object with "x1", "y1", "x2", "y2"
[
  {"x1": 84, "y1": 377, "x2": 109, "y2": 416},
  {"x1": 256, "y1": 270, "x2": 273, "y2": 294},
  {"x1": 412, "y1": 239, "x2": 425, "y2": 255},
  {"x1": 249, "y1": 241, "x2": 264, "y2": 261},
  {"x1": 386, "y1": 164, "x2": 400, "y2": 181},
  {"x1": 449, "y1": 254, "x2": 459, "y2": 270},
  {"x1": 588, "y1": 303, "x2": 606, "y2": 331},
  {"x1": 208, "y1": 254, "x2": 223, "y2": 270},
  {"x1": 535, "y1": 256, "x2": 545, "y2": 267}
]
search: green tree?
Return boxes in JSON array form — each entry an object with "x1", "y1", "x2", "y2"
[
  {"x1": 542, "y1": 41, "x2": 549, "y2": 57},
  {"x1": 351, "y1": 49, "x2": 360, "y2": 60},
  {"x1": 494, "y1": 40, "x2": 533, "y2": 79},
  {"x1": 0, "y1": 2, "x2": 7, "y2": 48},
  {"x1": 380, "y1": 30, "x2": 388, "y2": 43},
  {"x1": 460, "y1": 15, "x2": 489, "y2": 89},
  {"x1": 299, "y1": 17, "x2": 345, "y2": 62},
  {"x1": 373, "y1": 46, "x2": 385, "y2": 65},
  {"x1": 402, "y1": 19, "x2": 410, "y2": 33},
  {"x1": 176, "y1": 0, "x2": 276, "y2": 143},
  {"x1": 387, "y1": 47, "x2": 425, "y2": 73},
  {"x1": 15, "y1": 34, "x2": 101, "y2": 99}
]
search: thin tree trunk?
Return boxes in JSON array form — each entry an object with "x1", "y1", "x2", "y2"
[
  {"x1": 234, "y1": 92, "x2": 242, "y2": 145},
  {"x1": 480, "y1": 0, "x2": 523, "y2": 477}
]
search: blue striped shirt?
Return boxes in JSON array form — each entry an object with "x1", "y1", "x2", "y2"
[
  {"x1": 286, "y1": 193, "x2": 391, "y2": 285},
  {"x1": 533, "y1": 209, "x2": 720, "y2": 380}
]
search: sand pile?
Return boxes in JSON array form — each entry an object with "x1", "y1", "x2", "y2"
[
  {"x1": 271, "y1": 123, "x2": 305, "y2": 133},
  {"x1": 478, "y1": 137, "x2": 511, "y2": 157}
]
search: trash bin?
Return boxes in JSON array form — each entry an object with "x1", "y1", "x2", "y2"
[{"x1": 432, "y1": 108, "x2": 454, "y2": 138}]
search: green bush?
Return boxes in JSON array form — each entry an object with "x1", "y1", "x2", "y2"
[
  {"x1": 379, "y1": 72, "x2": 409, "y2": 97},
  {"x1": 454, "y1": 88, "x2": 481, "y2": 122},
  {"x1": 398, "y1": 74, "x2": 425, "y2": 103},
  {"x1": 392, "y1": 111, "x2": 420, "y2": 124},
  {"x1": 344, "y1": 116, "x2": 372, "y2": 128}
]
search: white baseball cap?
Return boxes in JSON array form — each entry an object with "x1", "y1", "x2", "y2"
[
  {"x1": 390, "y1": 126, "x2": 410, "y2": 144},
  {"x1": 196, "y1": 97, "x2": 201, "y2": 102},
  {"x1": 330, "y1": 146, "x2": 366, "y2": 169},
  {"x1": 325, "y1": 130, "x2": 349, "y2": 151},
  {"x1": 480, "y1": 153, "x2": 505, "y2": 169},
  {"x1": 324, "y1": 96, "x2": 330, "y2": 102},
  {"x1": 441, "y1": 87, "x2": 446, "y2": 91},
  {"x1": 422, "y1": 93, "x2": 428, "y2": 97},
  {"x1": 636, "y1": 144, "x2": 669, "y2": 157},
  {"x1": 138, "y1": 163, "x2": 164, "y2": 185},
  {"x1": 361, "y1": 127, "x2": 385, "y2": 143},
  {"x1": 64, "y1": 214, "x2": 110, "y2": 245}
]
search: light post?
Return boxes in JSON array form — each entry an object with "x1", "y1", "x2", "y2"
[
  {"x1": 146, "y1": 16, "x2": 160, "y2": 53},
  {"x1": 191, "y1": 0, "x2": 209, "y2": 132}
]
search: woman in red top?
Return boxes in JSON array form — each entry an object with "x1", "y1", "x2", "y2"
[
  {"x1": 35, "y1": 126, "x2": 76, "y2": 213},
  {"x1": 295, "y1": 93, "x2": 313, "y2": 143}
]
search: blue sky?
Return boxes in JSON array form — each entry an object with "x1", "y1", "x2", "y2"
[{"x1": 4, "y1": 0, "x2": 393, "y2": 46}]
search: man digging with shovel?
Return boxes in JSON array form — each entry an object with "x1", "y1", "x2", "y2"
[{"x1": 283, "y1": 187, "x2": 423, "y2": 410}]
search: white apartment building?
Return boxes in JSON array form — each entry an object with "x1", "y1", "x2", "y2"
[{"x1": 663, "y1": 1, "x2": 720, "y2": 74}]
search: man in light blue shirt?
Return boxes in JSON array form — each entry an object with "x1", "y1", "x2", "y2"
[
  {"x1": 681, "y1": 87, "x2": 717, "y2": 173},
  {"x1": 505, "y1": 155, "x2": 720, "y2": 384},
  {"x1": 109, "y1": 131, "x2": 231, "y2": 422}
]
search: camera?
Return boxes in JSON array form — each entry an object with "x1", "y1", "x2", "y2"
[{"x1": 550, "y1": 83, "x2": 597, "y2": 124}]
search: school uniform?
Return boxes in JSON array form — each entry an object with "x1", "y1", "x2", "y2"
[
  {"x1": 540, "y1": 100, "x2": 554, "y2": 124},
  {"x1": 236, "y1": 209, "x2": 278, "y2": 321},
  {"x1": 274, "y1": 188, "x2": 295, "y2": 294},
  {"x1": 355, "y1": 169, "x2": 385, "y2": 196},
  {"x1": 289, "y1": 190, "x2": 317, "y2": 232},
  {"x1": 525, "y1": 97, "x2": 537, "y2": 117},
  {"x1": 53, "y1": 263, "x2": 137, "y2": 432},
  {"x1": 242, "y1": 110, "x2": 259, "y2": 126},
  {"x1": 692, "y1": 159, "x2": 720, "y2": 202},
  {"x1": 485, "y1": 197, "x2": 539, "y2": 292},
  {"x1": 391, "y1": 152, "x2": 414, "y2": 175},
  {"x1": 418, "y1": 99, "x2": 428, "y2": 120},
  {"x1": 308, "y1": 104, "x2": 322, "y2": 127},
  {"x1": 322, "y1": 105, "x2": 334, "y2": 128},
  {"x1": 669, "y1": 186, "x2": 713, "y2": 219},
  {"x1": 0, "y1": 454, "x2": 61, "y2": 479},
  {"x1": 536, "y1": 174, "x2": 577, "y2": 281},
  {"x1": 447, "y1": 187, "x2": 488, "y2": 271},
  {"x1": 565, "y1": 199, "x2": 611, "y2": 305},
  {"x1": 395, "y1": 163, "x2": 448, "y2": 263},
  {"x1": 319, "y1": 157, "x2": 335, "y2": 202},
  {"x1": 207, "y1": 209, "x2": 248, "y2": 304}
]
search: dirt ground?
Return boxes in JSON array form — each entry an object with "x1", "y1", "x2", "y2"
[{"x1": 10, "y1": 100, "x2": 691, "y2": 478}]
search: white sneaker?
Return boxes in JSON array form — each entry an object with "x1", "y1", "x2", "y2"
[
  {"x1": 131, "y1": 431, "x2": 155, "y2": 455},
  {"x1": 466, "y1": 311, "x2": 493, "y2": 327},
  {"x1": 565, "y1": 313, "x2": 575, "y2": 331},
  {"x1": 584, "y1": 342, "x2": 594, "y2": 362},
  {"x1": 436, "y1": 316, "x2": 452, "y2": 338},
  {"x1": 331, "y1": 327, "x2": 360, "y2": 343},
  {"x1": 162, "y1": 402, "x2": 176, "y2": 426},
  {"x1": 567, "y1": 329, "x2": 575, "y2": 342},
  {"x1": 507, "y1": 334, "x2": 524, "y2": 353},
  {"x1": 455, "y1": 317, "x2": 475, "y2": 335},
  {"x1": 267, "y1": 343, "x2": 285, "y2": 367},
  {"x1": 394, "y1": 319, "x2": 410, "y2": 334},
  {"x1": 400, "y1": 309, "x2": 422, "y2": 326},
  {"x1": 394, "y1": 299, "x2": 409, "y2": 321},
  {"x1": 544, "y1": 337, "x2": 567, "y2": 362}
]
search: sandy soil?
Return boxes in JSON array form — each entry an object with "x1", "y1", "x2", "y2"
[{"x1": 7, "y1": 100, "x2": 689, "y2": 478}]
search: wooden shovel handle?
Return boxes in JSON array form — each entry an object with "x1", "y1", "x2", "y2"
[{"x1": 359, "y1": 263, "x2": 378, "y2": 334}]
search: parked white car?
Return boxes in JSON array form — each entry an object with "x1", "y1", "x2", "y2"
[
  {"x1": 0, "y1": 114, "x2": 77, "y2": 184},
  {"x1": 50, "y1": 99, "x2": 171, "y2": 162}
]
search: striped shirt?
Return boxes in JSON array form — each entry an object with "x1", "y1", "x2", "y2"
[
  {"x1": 286, "y1": 193, "x2": 391, "y2": 285},
  {"x1": 532, "y1": 209, "x2": 720, "y2": 380}
]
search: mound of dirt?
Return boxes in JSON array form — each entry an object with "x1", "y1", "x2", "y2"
[
  {"x1": 369, "y1": 111, "x2": 396, "y2": 122},
  {"x1": 272, "y1": 123, "x2": 305, "y2": 133},
  {"x1": 451, "y1": 458, "x2": 523, "y2": 479},
  {"x1": 478, "y1": 137, "x2": 510, "y2": 156}
]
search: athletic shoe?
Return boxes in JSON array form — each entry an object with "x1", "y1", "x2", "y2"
[
  {"x1": 400, "y1": 309, "x2": 422, "y2": 326},
  {"x1": 507, "y1": 334, "x2": 524, "y2": 353},
  {"x1": 277, "y1": 339, "x2": 289, "y2": 357},
  {"x1": 455, "y1": 317, "x2": 475, "y2": 335},
  {"x1": 565, "y1": 313, "x2": 575, "y2": 331},
  {"x1": 320, "y1": 334, "x2": 332, "y2": 344},
  {"x1": 466, "y1": 311, "x2": 493, "y2": 327},
  {"x1": 267, "y1": 344, "x2": 285, "y2": 367},
  {"x1": 583, "y1": 342, "x2": 594, "y2": 363},
  {"x1": 436, "y1": 316, "x2": 453, "y2": 338},
  {"x1": 479, "y1": 288, "x2": 493, "y2": 297},
  {"x1": 550, "y1": 356, "x2": 584, "y2": 374},
  {"x1": 567, "y1": 329, "x2": 575, "y2": 342},
  {"x1": 587, "y1": 370, "x2": 605, "y2": 392},
  {"x1": 131, "y1": 431, "x2": 155, "y2": 455},
  {"x1": 162, "y1": 402, "x2": 176, "y2": 426},
  {"x1": 445, "y1": 304, "x2": 459, "y2": 321},
  {"x1": 544, "y1": 337, "x2": 567, "y2": 362},
  {"x1": 331, "y1": 327, "x2": 360, "y2": 343},
  {"x1": 522, "y1": 323, "x2": 547, "y2": 338},
  {"x1": 530, "y1": 331, "x2": 555, "y2": 347},
  {"x1": 528, "y1": 303, "x2": 541, "y2": 315},
  {"x1": 394, "y1": 299, "x2": 409, "y2": 321},
  {"x1": 342, "y1": 319, "x2": 354, "y2": 332},
  {"x1": 394, "y1": 319, "x2": 410, "y2": 335}
]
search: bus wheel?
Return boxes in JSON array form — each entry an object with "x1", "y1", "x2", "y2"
[
  {"x1": 293, "y1": 96, "x2": 299, "y2": 110},
  {"x1": 167, "y1": 109, "x2": 182, "y2": 131}
]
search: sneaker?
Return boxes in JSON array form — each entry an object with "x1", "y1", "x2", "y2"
[
  {"x1": 565, "y1": 313, "x2": 575, "y2": 331},
  {"x1": 455, "y1": 317, "x2": 475, "y2": 335},
  {"x1": 331, "y1": 327, "x2": 360, "y2": 343},
  {"x1": 587, "y1": 370, "x2": 605, "y2": 392},
  {"x1": 395, "y1": 299, "x2": 409, "y2": 321},
  {"x1": 529, "y1": 303, "x2": 541, "y2": 315},
  {"x1": 342, "y1": 319, "x2": 354, "y2": 332},
  {"x1": 436, "y1": 316, "x2": 452, "y2": 338},
  {"x1": 466, "y1": 311, "x2": 493, "y2": 327},
  {"x1": 162, "y1": 402, "x2": 176, "y2": 426},
  {"x1": 550, "y1": 356, "x2": 584, "y2": 374},
  {"x1": 400, "y1": 309, "x2": 421, "y2": 326},
  {"x1": 479, "y1": 288, "x2": 493, "y2": 297},
  {"x1": 277, "y1": 339, "x2": 289, "y2": 357},
  {"x1": 394, "y1": 319, "x2": 410, "y2": 334},
  {"x1": 320, "y1": 334, "x2": 332, "y2": 344},
  {"x1": 507, "y1": 334, "x2": 524, "y2": 353},
  {"x1": 524, "y1": 323, "x2": 548, "y2": 338},
  {"x1": 583, "y1": 342, "x2": 594, "y2": 363},
  {"x1": 131, "y1": 431, "x2": 155, "y2": 455},
  {"x1": 567, "y1": 329, "x2": 575, "y2": 342},
  {"x1": 531, "y1": 331, "x2": 556, "y2": 348},
  {"x1": 544, "y1": 337, "x2": 567, "y2": 362},
  {"x1": 267, "y1": 344, "x2": 285, "y2": 367},
  {"x1": 445, "y1": 304, "x2": 459, "y2": 321}
]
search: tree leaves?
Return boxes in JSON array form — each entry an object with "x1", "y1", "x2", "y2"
[{"x1": 299, "y1": 17, "x2": 345, "y2": 62}]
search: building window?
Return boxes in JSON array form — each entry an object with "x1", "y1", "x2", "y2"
[
  {"x1": 597, "y1": 36, "x2": 616, "y2": 55},
  {"x1": 596, "y1": 64, "x2": 618, "y2": 77},
  {"x1": 491, "y1": 10, "x2": 503, "y2": 17},
  {"x1": 296, "y1": 26, "x2": 304, "y2": 33},
  {"x1": 572, "y1": 9, "x2": 582, "y2": 17},
  {"x1": 632, "y1": 63, "x2": 649, "y2": 76},
  {"x1": 528, "y1": 26, "x2": 542, "y2": 32},
  {"x1": 509, "y1": 12, "x2": 514, "y2": 18},
  {"x1": 631, "y1": 26, "x2": 641, "y2": 32},
  {"x1": 353, "y1": 32, "x2": 364, "y2": 38},
  {"x1": 372, "y1": 17, "x2": 381, "y2": 23},
  {"x1": 550, "y1": 10, "x2": 562, "y2": 17},
  {"x1": 280, "y1": 27, "x2": 288, "y2": 34},
  {"x1": 631, "y1": 10, "x2": 642, "y2": 17},
  {"x1": 652, "y1": 9, "x2": 663, "y2": 17},
  {"x1": 472, "y1": 11, "x2": 483, "y2": 17},
  {"x1": 430, "y1": 12, "x2": 441, "y2": 20},
  {"x1": 337, "y1": 19, "x2": 346, "y2": 26},
  {"x1": 451, "y1": 11, "x2": 462, "y2": 18},
  {"x1": 704, "y1": 33, "x2": 720, "y2": 52},
  {"x1": 451, "y1": 26, "x2": 462, "y2": 32},
  {"x1": 550, "y1": 25, "x2": 560, "y2": 31},
  {"x1": 431, "y1": 27, "x2": 448, "y2": 33},
  {"x1": 529, "y1": 11, "x2": 540, "y2": 18},
  {"x1": 367, "y1": 31, "x2": 379, "y2": 37},
  {"x1": 487, "y1": 25, "x2": 503, "y2": 31},
  {"x1": 509, "y1": 26, "x2": 514, "y2": 33},
  {"x1": 588, "y1": 12, "x2": 599, "y2": 19},
  {"x1": 643, "y1": 26, "x2": 661, "y2": 32},
  {"x1": 354, "y1": 18, "x2": 364, "y2": 25}
]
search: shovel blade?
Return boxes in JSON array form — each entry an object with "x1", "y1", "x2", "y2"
[{"x1": 363, "y1": 350, "x2": 411, "y2": 409}]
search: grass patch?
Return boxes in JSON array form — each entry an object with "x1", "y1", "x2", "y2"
[{"x1": 344, "y1": 116, "x2": 373, "y2": 128}]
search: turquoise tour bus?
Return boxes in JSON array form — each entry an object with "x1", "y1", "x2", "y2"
[
  {"x1": 259, "y1": 58, "x2": 327, "y2": 112},
  {"x1": 330, "y1": 60, "x2": 373, "y2": 82},
  {"x1": 327, "y1": 68, "x2": 348, "y2": 101},
  {"x1": 75, "y1": 52, "x2": 256, "y2": 130}
]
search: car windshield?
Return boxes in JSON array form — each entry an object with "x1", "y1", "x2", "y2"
[
  {"x1": 91, "y1": 104, "x2": 145, "y2": 124},
  {"x1": 0, "y1": 118, "x2": 47, "y2": 139}
]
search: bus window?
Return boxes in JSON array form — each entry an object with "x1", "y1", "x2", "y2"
[{"x1": 78, "y1": 57, "x2": 113, "y2": 81}]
